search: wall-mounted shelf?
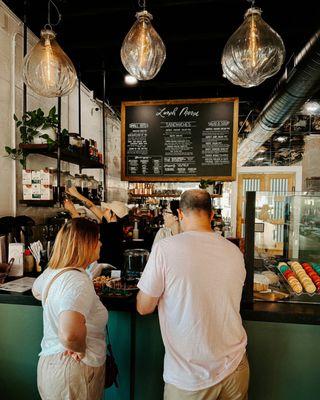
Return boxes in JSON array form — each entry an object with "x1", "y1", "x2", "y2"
[
  {"x1": 19, "y1": 200, "x2": 57, "y2": 207},
  {"x1": 20, "y1": 144, "x2": 104, "y2": 169},
  {"x1": 128, "y1": 193, "x2": 222, "y2": 198}
]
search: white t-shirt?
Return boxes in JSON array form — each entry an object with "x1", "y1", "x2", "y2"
[
  {"x1": 138, "y1": 231, "x2": 247, "y2": 391},
  {"x1": 153, "y1": 227, "x2": 173, "y2": 247},
  {"x1": 33, "y1": 267, "x2": 108, "y2": 367}
]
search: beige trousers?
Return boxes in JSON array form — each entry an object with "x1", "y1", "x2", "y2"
[
  {"x1": 37, "y1": 354, "x2": 105, "y2": 400},
  {"x1": 164, "y1": 353, "x2": 249, "y2": 400}
]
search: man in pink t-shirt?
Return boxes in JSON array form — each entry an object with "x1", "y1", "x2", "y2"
[{"x1": 137, "y1": 189, "x2": 249, "y2": 400}]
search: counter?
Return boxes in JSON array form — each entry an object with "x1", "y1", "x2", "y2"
[
  {"x1": 0, "y1": 286, "x2": 320, "y2": 400},
  {"x1": 1, "y1": 287, "x2": 320, "y2": 324}
]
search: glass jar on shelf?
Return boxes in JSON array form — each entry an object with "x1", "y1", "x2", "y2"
[
  {"x1": 68, "y1": 133, "x2": 80, "y2": 153},
  {"x1": 64, "y1": 170, "x2": 74, "y2": 191},
  {"x1": 89, "y1": 176, "x2": 99, "y2": 202},
  {"x1": 81, "y1": 174, "x2": 89, "y2": 198},
  {"x1": 49, "y1": 168, "x2": 58, "y2": 202},
  {"x1": 74, "y1": 174, "x2": 83, "y2": 195},
  {"x1": 87, "y1": 175, "x2": 94, "y2": 201},
  {"x1": 59, "y1": 171, "x2": 67, "y2": 199}
]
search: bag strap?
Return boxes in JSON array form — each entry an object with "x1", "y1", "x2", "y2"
[
  {"x1": 43, "y1": 268, "x2": 82, "y2": 304},
  {"x1": 106, "y1": 325, "x2": 115, "y2": 357}
]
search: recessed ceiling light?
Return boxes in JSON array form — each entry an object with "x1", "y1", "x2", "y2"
[{"x1": 124, "y1": 74, "x2": 138, "y2": 85}]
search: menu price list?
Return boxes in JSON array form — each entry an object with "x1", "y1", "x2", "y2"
[
  {"x1": 123, "y1": 99, "x2": 237, "y2": 179},
  {"x1": 127, "y1": 156, "x2": 163, "y2": 175},
  {"x1": 201, "y1": 121, "x2": 231, "y2": 167}
]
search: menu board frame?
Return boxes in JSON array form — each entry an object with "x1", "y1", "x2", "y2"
[{"x1": 121, "y1": 98, "x2": 239, "y2": 182}]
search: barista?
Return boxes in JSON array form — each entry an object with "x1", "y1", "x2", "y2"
[{"x1": 64, "y1": 187, "x2": 128, "y2": 269}]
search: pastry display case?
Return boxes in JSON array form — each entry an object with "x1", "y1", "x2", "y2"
[{"x1": 244, "y1": 191, "x2": 320, "y2": 304}]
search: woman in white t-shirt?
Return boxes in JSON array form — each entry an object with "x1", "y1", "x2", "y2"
[
  {"x1": 153, "y1": 200, "x2": 181, "y2": 246},
  {"x1": 32, "y1": 218, "x2": 108, "y2": 400}
]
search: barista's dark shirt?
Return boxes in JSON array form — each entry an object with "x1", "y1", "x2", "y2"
[{"x1": 99, "y1": 217, "x2": 124, "y2": 269}]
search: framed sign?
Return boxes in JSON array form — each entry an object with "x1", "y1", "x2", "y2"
[{"x1": 121, "y1": 98, "x2": 239, "y2": 182}]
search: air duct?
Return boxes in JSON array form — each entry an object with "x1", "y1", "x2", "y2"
[{"x1": 237, "y1": 30, "x2": 320, "y2": 166}]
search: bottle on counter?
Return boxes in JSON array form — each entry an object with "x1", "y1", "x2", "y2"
[
  {"x1": 24, "y1": 249, "x2": 34, "y2": 273},
  {"x1": 132, "y1": 220, "x2": 139, "y2": 239}
]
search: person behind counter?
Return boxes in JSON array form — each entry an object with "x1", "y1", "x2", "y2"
[
  {"x1": 32, "y1": 218, "x2": 108, "y2": 400},
  {"x1": 136, "y1": 189, "x2": 249, "y2": 400},
  {"x1": 64, "y1": 186, "x2": 128, "y2": 269},
  {"x1": 153, "y1": 200, "x2": 181, "y2": 245}
]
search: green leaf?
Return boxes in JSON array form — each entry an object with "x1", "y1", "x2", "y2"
[
  {"x1": 5, "y1": 146, "x2": 12, "y2": 154},
  {"x1": 13, "y1": 114, "x2": 18, "y2": 121}
]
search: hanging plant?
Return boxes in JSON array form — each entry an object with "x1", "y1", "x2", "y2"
[
  {"x1": 199, "y1": 179, "x2": 216, "y2": 189},
  {"x1": 4, "y1": 106, "x2": 68, "y2": 167}
]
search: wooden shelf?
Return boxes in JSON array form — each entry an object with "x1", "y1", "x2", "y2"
[
  {"x1": 19, "y1": 144, "x2": 104, "y2": 169},
  {"x1": 129, "y1": 193, "x2": 222, "y2": 198},
  {"x1": 19, "y1": 200, "x2": 57, "y2": 207}
]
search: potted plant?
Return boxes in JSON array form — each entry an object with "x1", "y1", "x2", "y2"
[
  {"x1": 4, "y1": 107, "x2": 68, "y2": 167},
  {"x1": 14, "y1": 106, "x2": 58, "y2": 144},
  {"x1": 199, "y1": 179, "x2": 216, "y2": 194}
]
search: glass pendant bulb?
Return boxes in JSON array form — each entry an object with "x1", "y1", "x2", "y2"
[
  {"x1": 23, "y1": 27, "x2": 77, "y2": 97},
  {"x1": 121, "y1": 10, "x2": 166, "y2": 80},
  {"x1": 221, "y1": 7, "x2": 285, "y2": 88}
]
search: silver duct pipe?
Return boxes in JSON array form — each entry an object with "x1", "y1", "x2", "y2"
[{"x1": 237, "y1": 30, "x2": 320, "y2": 166}]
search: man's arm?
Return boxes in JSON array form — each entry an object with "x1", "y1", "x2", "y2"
[{"x1": 136, "y1": 290, "x2": 159, "y2": 315}]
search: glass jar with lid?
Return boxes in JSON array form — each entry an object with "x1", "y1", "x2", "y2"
[
  {"x1": 123, "y1": 248, "x2": 149, "y2": 278},
  {"x1": 49, "y1": 168, "x2": 58, "y2": 201},
  {"x1": 59, "y1": 171, "x2": 67, "y2": 199},
  {"x1": 81, "y1": 174, "x2": 89, "y2": 198},
  {"x1": 87, "y1": 175, "x2": 94, "y2": 201},
  {"x1": 74, "y1": 174, "x2": 82, "y2": 194},
  {"x1": 68, "y1": 133, "x2": 80, "y2": 152},
  {"x1": 88, "y1": 176, "x2": 98, "y2": 202},
  {"x1": 64, "y1": 170, "x2": 74, "y2": 191}
]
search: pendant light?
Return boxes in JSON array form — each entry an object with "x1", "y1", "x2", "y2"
[
  {"x1": 120, "y1": 0, "x2": 166, "y2": 80},
  {"x1": 23, "y1": 0, "x2": 77, "y2": 98},
  {"x1": 221, "y1": 1, "x2": 285, "y2": 88}
]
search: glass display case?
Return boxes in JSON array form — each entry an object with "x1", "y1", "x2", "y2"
[{"x1": 244, "y1": 191, "x2": 320, "y2": 304}]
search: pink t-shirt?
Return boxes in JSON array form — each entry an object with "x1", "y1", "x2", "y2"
[{"x1": 138, "y1": 231, "x2": 247, "y2": 391}]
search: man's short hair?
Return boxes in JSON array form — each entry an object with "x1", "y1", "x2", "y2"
[{"x1": 180, "y1": 189, "x2": 212, "y2": 217}]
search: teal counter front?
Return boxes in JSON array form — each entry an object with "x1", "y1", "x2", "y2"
[{"x1": 0, "y1": 294, "x2": 320, "y2": 400}]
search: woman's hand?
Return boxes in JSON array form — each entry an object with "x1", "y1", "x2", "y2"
[
  {"x1": 63, "y1": 199, "x2": 80, "y2": 218},
  {"x1": 66, "y1": 186, "x2": 80, "y2": 199},
  {"x1": 63, "y1": 350, "x2": 85, "y2": 362}
]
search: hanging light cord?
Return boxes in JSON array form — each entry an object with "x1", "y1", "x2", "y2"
[
  {"x1": 138, "y1": 0, "x2": 146, "y2": 10},
  {"x1": 45, "y1": 0, "x2": 62, "y2": 30}
]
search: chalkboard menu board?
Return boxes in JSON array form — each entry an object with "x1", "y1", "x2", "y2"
[{"x1": 121, "y1": 98, "x2": 238, "y2": 182}]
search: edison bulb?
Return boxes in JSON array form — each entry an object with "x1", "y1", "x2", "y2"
[
  {"x1": 121, "y1": 10, "x2": 166, "y2": 80},
  {"x1": 221, "y1": 7, "x2": 285, "y2": 87},
  {"x1": 23, "y1": 28, "x2": 77, "y2": 97}
]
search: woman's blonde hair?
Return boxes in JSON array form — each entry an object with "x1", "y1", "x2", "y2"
[{"x1": 49, "y1": 218, "x2": 100, "y2": 270}]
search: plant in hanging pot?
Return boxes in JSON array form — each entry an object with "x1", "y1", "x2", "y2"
[
  {"x1": 4, "y1": 106, "x2": 62, "y2": 167},
  {"x1": 18, "y1": 106, "x2": 59, "y2": 145},
  {"x1": 199, "y1": 179, "x2": 216, "y2": 194}
]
